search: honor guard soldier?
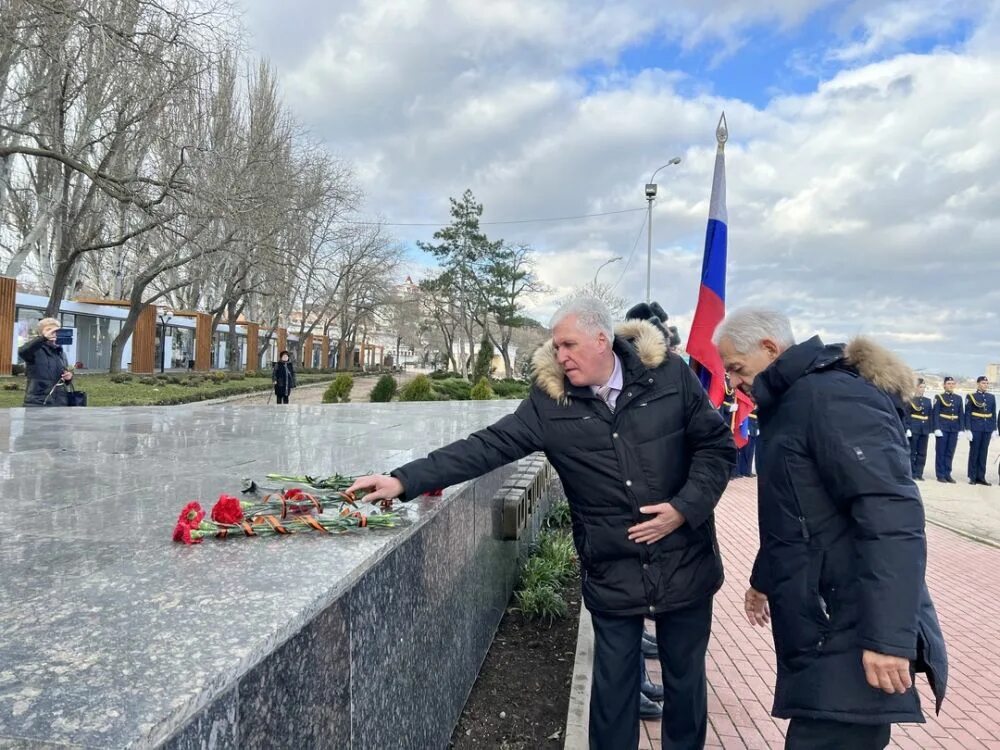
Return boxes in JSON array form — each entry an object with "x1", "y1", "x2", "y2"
[
  {"x1": 932, "y1": 376, "x2": 963, "y2": 483},
  {"x1": 965, "y1": 376, "x2": 997, "y2": 486},
  {"x1": 720, "y1": 375, "x2": 739, "y2": 478},
  {"x1": 905, "y1": 378, "x2": 932, "y2": 480}
]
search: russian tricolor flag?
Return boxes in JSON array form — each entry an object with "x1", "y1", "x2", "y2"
[{"x1": 686, "y1": 113, "x2": 754, "y2": 447}]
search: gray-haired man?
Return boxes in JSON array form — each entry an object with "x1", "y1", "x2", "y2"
[
  {"x1": 350, "y1": 295, "x2": 735, "y2": 749},
  {"x1": 715, "y1": 308, "x2": 948, "y2": 750}
]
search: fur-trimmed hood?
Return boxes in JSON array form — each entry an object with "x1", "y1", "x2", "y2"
[
  {"x1": 843, "y1": 336, "x2": 916, "y2": 401},
  {"x1": 530, "y1": 318, "x2": 668, "y2": 403}
]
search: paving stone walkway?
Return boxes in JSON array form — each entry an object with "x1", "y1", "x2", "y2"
[{"x1": 641, "y1": 478, "x2": 1000, "y2": 749}]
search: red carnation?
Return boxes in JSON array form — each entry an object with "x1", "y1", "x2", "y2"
[
  {"x1": 211, "y1": 494, "x2": 244, "y2": 525},
  {"x1": 283, "y1": 488, "x2": 305, "y2": 500},
  {"x1": 423, "y1": 488, "x2": 444, "y2": 497},
  {"x1": 172, "y1": 521, "x2": 202, "y2": 544},
  {"x1": 177, "y1": 501, "x2": 205, "y2": 526}
]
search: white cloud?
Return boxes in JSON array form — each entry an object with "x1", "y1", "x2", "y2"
[{"x1": 241, "y1": 0, "x2": 1000, "y2": 375}]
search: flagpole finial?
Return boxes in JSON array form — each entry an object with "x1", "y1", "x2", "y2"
[{"x1": 716, "y1": 112, "x2": 728, "y2": 149}]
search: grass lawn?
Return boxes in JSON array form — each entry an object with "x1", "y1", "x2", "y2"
[{"x1": 0, "y1": 372, "x2": 333, "y2": 408}]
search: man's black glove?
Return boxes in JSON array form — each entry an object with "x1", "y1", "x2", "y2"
[{"x1": 625, "y1": 301, "x2": 681, "y2": 348}]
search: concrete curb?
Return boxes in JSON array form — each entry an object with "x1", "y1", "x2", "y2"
[
  {"x1": 564, "y1": 604, "x2": 593, "y2": 750},
  {"x1": 926, "y1": 516, "x2": 1000, "y2": 549}
]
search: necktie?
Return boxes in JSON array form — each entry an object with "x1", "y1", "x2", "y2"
[{"x1": 596, "y1": 384, "x2": 615, "y2": 413}]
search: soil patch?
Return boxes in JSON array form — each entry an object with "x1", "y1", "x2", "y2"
[{"x1": 450, "y1": 572, "x2": 582, "y2": 749}]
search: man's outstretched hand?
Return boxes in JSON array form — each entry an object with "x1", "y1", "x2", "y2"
[{"x1": 347, "y1": 474, "x2": 404, "y2": 508}]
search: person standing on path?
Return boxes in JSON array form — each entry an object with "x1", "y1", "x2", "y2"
[
  {"x1": 272, "y1": 350, "x2": 296, "y2": 404},
  {"x1": 716, "y1": 308, "x2": 947, "y2": 750},
  {"x1": 932, "y1": 376, "x2": 963, "y2": 483},
  {"x1": 964, "y1": 376, "x2": 997, "y2": 486},
  {"x1": 905, "y1": 378, "x2": 933, "y2": 481},
  {"x1": 348, "y1": 295, "x2": 735, "y2": 750},
  {"x1": 18, "y1": 317, "x2": 73, "y2": 407}
]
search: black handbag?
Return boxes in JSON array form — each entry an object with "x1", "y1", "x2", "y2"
[{"x1": 65, "y1": 381, "x2": 87, "y2": 407}]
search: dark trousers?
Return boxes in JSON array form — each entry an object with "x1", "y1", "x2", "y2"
[
  {"x1": 275, "y1": 389, "x2": 289, "y2": 404},
  {"x1": 908, "y1": 433, "x2": 928, "y2": 478},
  {"x1": 737, "y1": 437, "x2": 756, "y2": 476},
  {"x1": 590, "y1": 598, "x2": 712, "y2": 750},
  {"x1": 969, "y1": 431, "x2": 992, "y2": 482},
  {"x1": 935, "y1": 431, "x2": 958, "y2": 479},
  {"x1": 785, "y1": 718, "x2": 890, "y2": 749}
]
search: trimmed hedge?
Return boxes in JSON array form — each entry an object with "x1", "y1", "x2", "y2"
[
  {"x1": 470, "y1": 377, "x2": 495, "y2": 400},
  {"x1": 399, "y1": 374, "x2": 436, "y2": 402},
  {"x1": 370, "y1": 375, "x2": 398, "y2": 402},
  {"x1": 323, "y1": 374, "x2": 354, "y2": 403}
]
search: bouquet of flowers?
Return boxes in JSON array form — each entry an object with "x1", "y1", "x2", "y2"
[{"x1": 173, "y1": 471, "x2": 399, "y2": 545}]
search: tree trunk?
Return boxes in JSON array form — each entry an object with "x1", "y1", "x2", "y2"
[
  {"x1": 45, "y1": 253, "x2": 74, "y2": 317},
  {"x1": 225, "y1": 300, "x2": 241, "y2": 372},
  {"x1": 108, "y1": 300, "x2": 146, "y2": 374}
]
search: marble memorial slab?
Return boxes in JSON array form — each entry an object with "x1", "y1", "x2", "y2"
[{"x1": 0, "y1": 401, "x2": 557, "y2": 749}]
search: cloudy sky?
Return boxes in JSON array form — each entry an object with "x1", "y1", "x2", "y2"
[{"x1": 241, "y1": 0, "x2": 1000, "y2": 376}]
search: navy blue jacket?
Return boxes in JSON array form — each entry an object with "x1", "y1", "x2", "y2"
[
  {"x1": 751, "y1": 336, "x2": 947, "y2": 725},
  {"x1": 18, "y1": 336, "x2": 69, "y2": 406},
  {"x1": 932, "y1": 393, "x2": 963, "y2": 433},
  {"x1": 905, "y1": 396, "x2": 933, "y2": 436},
  {"x1": 964, "y1": 391, "x2": 997, "y2": 433}
]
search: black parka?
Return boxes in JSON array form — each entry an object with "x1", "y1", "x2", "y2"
[
  {"x1": 392, "y1": 320, "x2": 736, "y2": 616},
  {"x1": 751, "y1": 336, "x2": 948, "y2": 725},
  {"x1": 272, "y1": 361, "x2": 296, "y2": 397},
  {"x1": 18, "y1": 336, "x2": 69, "y2": 407}
]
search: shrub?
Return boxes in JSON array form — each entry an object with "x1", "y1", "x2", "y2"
[
  {"x1": 519, "y1": 555, "x2": 563, "y2": 591},
  {"x1": 431, "y1": 377, "x2": 471, "y2": 401},
  {"x1": 536, "y1": 530, "x2": 577, "y2": 583},
  {"x1": 492, "y1": 379, "x2": 529, "y2": 399},
  {"x1": 370, "y1": 374, "x2": 397, "y2": 402},
  {"x1": 11, "y1": 364, "x2": 25, "y2": 376},
  {"x1": 544, "y1": 499, "x2": 572, "y2": 530},
  {"x1": 138, "y1": 376, "x2": 158, "y2": 386},
  {"x1": 473, "y1": 337, "x2": 494, "y2": 382},
  {"x1": 429, "y1": 370, "x2": 455, "y2": 380},
  {"x1": 3, "y1": 382, "x2": 20, "y2": 391},
  {"x1": 398, "y1": 374, "x2": 435, "y2": 401},
  {"x1": 514, "y1": 585, "x2": 568, "y2": 623},
  {"x1": 210, "y1": 371, "x2": 227, "y2": 383},
  {"x1": 109, "y1": 374, "x2": 132, "y2": 384},
  {"x1": 322, "y1": 374, "x2": 354, "y2": 404},
  {"x1": 470, "y1": 377, "x2": 494, "y2": 400}
]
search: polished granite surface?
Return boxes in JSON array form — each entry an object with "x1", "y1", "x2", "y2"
[{"x1": 0, "y1": 401, "x2": 533, "y2": 748}]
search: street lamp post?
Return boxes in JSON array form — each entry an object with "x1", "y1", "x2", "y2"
[
  {"x1": 593, "y1": 256, "x2": 622, "y2": 285},
  {"x1": 157, "y1": 310, "x2": 173, "y2": 373},
  {"x1": 645, "y1": 156, "x2": 682, "y2": 302}
]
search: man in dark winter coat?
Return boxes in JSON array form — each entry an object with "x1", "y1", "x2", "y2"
[
  {"x1": 18, "y1": 317, "x2": 73, "y2": 406},
  {"x1": 716, "y1": 308, "x2": 948, "y2": 750},
  {"x1": 350, "y1": 295, "x2": 735, "y2": 750}
]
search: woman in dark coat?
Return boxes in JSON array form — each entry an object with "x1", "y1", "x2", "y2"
[
  {"x1": 271, "y1": 350, "x2": 296, "y2": 404},
  {"x1": 18, "y1": 317, "x2": 73, "y2": 407}
]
